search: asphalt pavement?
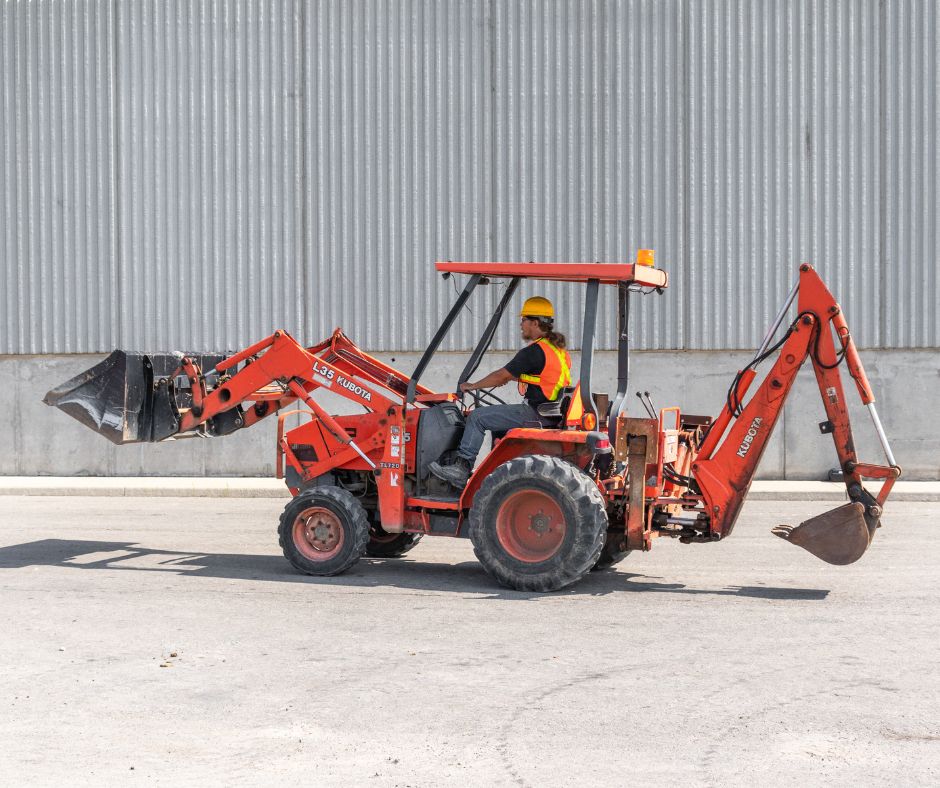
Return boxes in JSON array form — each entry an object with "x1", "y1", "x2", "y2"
[
  {"x1": 1, "y1": 495, "x2": 938, "y2": 786},
  {"x1": 2, "y1": 476, "x2": 938, "y2": 500}
]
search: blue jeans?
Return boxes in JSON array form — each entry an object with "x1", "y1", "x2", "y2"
[{"x1": 457, "y1": 403, "x2": 540, "y2": 463}]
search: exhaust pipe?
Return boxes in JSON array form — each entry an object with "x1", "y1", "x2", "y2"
[{"x1": 43, "y1": 350, "x2": 230, "y2": 444}]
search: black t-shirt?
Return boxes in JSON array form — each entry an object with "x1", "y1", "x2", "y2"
[{"x1": 505, "y1": 343, "x2": 550, "y2": 407}]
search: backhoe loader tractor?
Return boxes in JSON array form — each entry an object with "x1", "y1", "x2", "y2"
[{"x1": 45, "y1": 254, "x2": 900, "y2": 591}]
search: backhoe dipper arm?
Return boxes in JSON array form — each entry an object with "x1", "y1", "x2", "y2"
[{"x1": 690, "y1": 264, "x2": 900, "y2": 554}]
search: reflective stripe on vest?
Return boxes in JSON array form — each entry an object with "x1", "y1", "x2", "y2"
[{"x1": 517, "y1": 338, "x2": 572, "y2": 401}]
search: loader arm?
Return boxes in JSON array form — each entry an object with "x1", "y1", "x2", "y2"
[
  {"x1": 690, "y1": 264, "x2": 900, "y2": 563},
  {"x1": 161, "y1": 329, "x2": 396, "y2": 452},
  {"x1": 45, "y1": 326, "x2": 448, "y2": 535},
  {"x1": 178, "y1": 328, "x2": 429, "y2": 436},
  {"x1": 44, "y1": 327, "x2": 431, "y2": 447}
]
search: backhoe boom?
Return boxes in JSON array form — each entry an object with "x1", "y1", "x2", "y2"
[{"x1": 691, "y1": 264, "x2": 900, "y2": 562}]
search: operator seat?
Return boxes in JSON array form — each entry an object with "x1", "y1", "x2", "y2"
[
  {"x1": 535, "y1": 386, "x2": 576, "y2": 427},
  {"x1": 490, "y1": 387, "x2": 576, "y2": 443}
]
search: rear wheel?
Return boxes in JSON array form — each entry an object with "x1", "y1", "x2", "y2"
[
  {"x1": 278, "y1": 486, "x2": 369, "y2": 576},
  {"x1": 469, "y1": 455, "x2": 607, "y2": 592},
  {"x1": 366, "y1": 520, "x2": 423, "y2": 558}
]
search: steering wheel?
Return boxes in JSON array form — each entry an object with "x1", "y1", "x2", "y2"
[{"x1": 461, "y1": 386, "x2": 507, "y2": 407}]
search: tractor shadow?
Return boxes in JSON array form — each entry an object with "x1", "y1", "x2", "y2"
[{"x1": 0, "y1": 538, "x2": 830, "y2": 601}]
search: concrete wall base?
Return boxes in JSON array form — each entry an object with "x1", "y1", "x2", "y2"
[{"x1": 2, "y1": 349, "x2": 936, "y2": 479}]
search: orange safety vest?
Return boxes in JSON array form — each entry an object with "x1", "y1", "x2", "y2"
[{"x1": 517, "y1": 338, "x2": 572, "y2": 401}]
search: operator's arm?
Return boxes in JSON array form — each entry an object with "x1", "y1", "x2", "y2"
[{"x1": 460, "y1": 367, "x2": 514, "y2": 393}]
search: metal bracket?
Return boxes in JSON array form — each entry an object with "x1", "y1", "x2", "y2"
[{"x1": 613, "y1": 416, "x2": 659, "y2": 464}]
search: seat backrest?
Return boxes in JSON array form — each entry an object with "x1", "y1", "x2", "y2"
[{"x1": 536, "y1": 386, "x2": 577, "y2": 423}]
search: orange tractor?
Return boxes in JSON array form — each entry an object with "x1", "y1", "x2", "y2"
[{"x1": 45, "y1": 257, "x2": 900, "y2": 591}]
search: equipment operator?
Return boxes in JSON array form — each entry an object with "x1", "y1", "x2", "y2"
[{"x1": 428, "y1": 296, "x2": 572, "y2": 488}]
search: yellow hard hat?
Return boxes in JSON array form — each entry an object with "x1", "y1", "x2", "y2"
[{"x1": 520, "y1": 296, "x2": 554, "y2": 319}]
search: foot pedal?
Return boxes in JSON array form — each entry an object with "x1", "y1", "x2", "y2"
[{"x1": 771, "y1": 502, "x2": 872, "y2": 565}]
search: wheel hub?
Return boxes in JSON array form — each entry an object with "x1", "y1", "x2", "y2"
[
  {"x1": 293, "y1": 506, "x2": 345, "y2": 560},
  {"x1": 529, "y1": 511, "x2": 551, "y2": 535},
  {"x1": 495, "y1": 489, "x2": 567, "y2": 563}
]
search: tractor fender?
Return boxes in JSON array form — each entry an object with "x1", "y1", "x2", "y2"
[{"x1": 458, "y1": 428, "x2": 605, "y2": 510}]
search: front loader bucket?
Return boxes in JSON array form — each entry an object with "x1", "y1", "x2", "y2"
[
  {"x1": 43, "y1": 350, "x2": 183, "y2": 444},
  {"x1": 771, "y1": 502, "x2": 876, "y2": 565}
]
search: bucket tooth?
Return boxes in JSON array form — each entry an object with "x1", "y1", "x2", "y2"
[{"x1": 771, "y1": 502, "x2": 873, "y2": 565}]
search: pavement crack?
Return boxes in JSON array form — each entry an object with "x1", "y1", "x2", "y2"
[{"x1": 494, "y1": 669, "x2": 615, "y2": 787}]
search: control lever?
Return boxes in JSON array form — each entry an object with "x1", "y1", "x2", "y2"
[{"x1": 635, "y1": 391, "x2": 656, "y2": 419}]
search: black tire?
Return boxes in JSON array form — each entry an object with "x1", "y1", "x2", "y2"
[
  {"x1": 278, "y1": 486, "x2": 370, "y2": 576},
  {"x1": 592, "y1": 531, "x2": 631, "y2": 570},
  {"x1": 468, "y1": 454, "x2": 607, "y2": 592},
  {"x1": 365, "y1": 521, "x2": 423, "y2": 558}
]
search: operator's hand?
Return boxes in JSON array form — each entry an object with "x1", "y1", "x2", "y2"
[{"x1": 459, "y1": 382, "x2": 475, "y2": 394}]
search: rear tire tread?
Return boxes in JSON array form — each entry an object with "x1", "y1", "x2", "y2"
[{"x1": 469, "y1": 454, "x2": 607, "y2": 592}]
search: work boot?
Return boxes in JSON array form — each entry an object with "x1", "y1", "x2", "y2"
[{"x1": 428, "y1": 456, "x2": 473, "y2": 488}]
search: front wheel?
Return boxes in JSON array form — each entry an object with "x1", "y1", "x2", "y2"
[
  {"x1": 469, "y1": 455, "x2": 607, "y2": 592},
  {"x1": 278, "y1": 486, "x2": 370, "y2": 576}
]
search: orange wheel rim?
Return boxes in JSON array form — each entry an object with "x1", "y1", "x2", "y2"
[
  {"x1": 495, "y1": 489, "x2": 566, "y2": 563},
  {"x1": 293, "y1": 506, "x2": 345, "y2": 561}
]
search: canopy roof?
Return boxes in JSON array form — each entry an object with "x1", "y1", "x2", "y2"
[{"x1": 434, "y1": 261, "x2": 668, "y2": 288}]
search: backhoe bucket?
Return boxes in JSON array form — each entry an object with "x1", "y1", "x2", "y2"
[
  {"x1": 43, "y1": 350, "x2": 184, "y2": 444},
  {"x1": 771, "y1": 502, "x2": 875, "y2": 565}
]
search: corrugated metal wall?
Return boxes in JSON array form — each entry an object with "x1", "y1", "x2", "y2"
[
  {"x1": 1, "y1": 0, "x2": 937, "y2": 353},
  {"x1": 883, "y1": 0, "x2": 939, "y2": 347},
  {"x1": 1, "y1": 0, "x2": 116, "y2": 353},
  {"x1": 115, "y1": 1, "x2": 307, "y2": 351}
]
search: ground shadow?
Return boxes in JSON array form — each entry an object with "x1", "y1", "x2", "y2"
[{"x1": 0, "y1": 538, "x2": 830, "y2": 600}]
